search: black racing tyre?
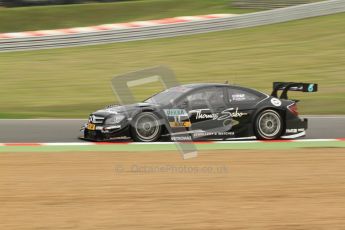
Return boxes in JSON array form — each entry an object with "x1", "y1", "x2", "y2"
[
  {"x1": 254, "y1": 109, "x2": 283, "y2": 140},
  {"x1": 131, "y1": 112, "x2": 162, "y2": 142}
]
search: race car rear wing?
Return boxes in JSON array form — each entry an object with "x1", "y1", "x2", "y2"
[{"x1": 271, "y1": 82, "x2": 318, "y2": 99}]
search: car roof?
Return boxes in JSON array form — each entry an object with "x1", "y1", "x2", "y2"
[
  {"x1": 178, "y1": 83, "x2": 266, "y2": 97},
  {"x1": 181, "y1": 83, "x2": 228, "y2": 88},
  {"x1": 180, "y1": 83, "x2": 251, "y2": 91}
]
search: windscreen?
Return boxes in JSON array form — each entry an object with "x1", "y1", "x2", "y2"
[{"x1": 144, "y1": 86, "x2": 191, "y2": 105}]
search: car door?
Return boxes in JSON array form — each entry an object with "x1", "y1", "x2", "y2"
[{"x1": 180, "y1": 87, "x2": 228, "y2": 137}]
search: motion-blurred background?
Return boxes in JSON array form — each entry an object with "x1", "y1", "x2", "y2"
[{"x1": 0, "y1": 0, "x2": 344, "y2": 118}]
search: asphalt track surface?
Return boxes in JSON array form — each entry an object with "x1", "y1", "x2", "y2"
[{"x1": 0, "y1": 116, "x2": 344, "y2": 143}]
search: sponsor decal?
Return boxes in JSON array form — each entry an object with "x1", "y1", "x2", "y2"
[
  {"x1": 271, "y1": 98, "x2": 282, "y2": 107},
  {"x1": 164, "y1": 109, "x2": 188, "y2": 116},
  {"x1": 169, "y1": 121, "x2": 191, "y2": 128},
  {"x1": 290, "y1": 86, "x2": 303, "y2": 91},
  {"x1": 87, "y1": 123, "x2": 96, "y2": 130},
  {"x1": 286, "y1": 128, "x2": 305, "y2": 134},
  {"x1": 171, "y1": 136, "x2": 192, "y2": 141},
  {"x1": 286, "y1": 129, "x2": 297, "y2": 134},
  {"x1": 193, "y1": 131, "x2": 235, "y2": 137},
  {"x1": 231, "y1": 94, "x2": 246, "y2": 101},
  {"x1": 191, "y1": 108, "x2": 247, "y2": 120},
  {"x1": 109, "y1": 136, "x2": 129, "y2": 140},
  {"x1": 164, "y1": 109, "x2": 191, "y2": 128}
]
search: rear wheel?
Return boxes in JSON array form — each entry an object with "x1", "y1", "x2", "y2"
[
  {"x1": 255, "y1": 109, "x2": 283, "y2": 140},
  {"x1": 131, "y1": 112, "x2": 162, "y2": 142}
]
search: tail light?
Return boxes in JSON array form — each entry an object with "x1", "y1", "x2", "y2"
[{"x1": 288, "y1": 103, "x2": 299, "y2": 116}]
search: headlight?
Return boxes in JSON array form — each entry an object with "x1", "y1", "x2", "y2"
[{"x1": 104, "y1": 114, "x2": 126, "y2": 125}]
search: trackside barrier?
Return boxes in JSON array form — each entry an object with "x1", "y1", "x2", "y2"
[{"x1": 0, "y1": 0, "x2": 344, "y2": 52}]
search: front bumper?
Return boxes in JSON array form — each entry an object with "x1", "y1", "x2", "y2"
[{"x1": 79, "y1": 123, "x2": 130, "y2": 141}]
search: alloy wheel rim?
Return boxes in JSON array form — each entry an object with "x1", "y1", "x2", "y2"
[
  {"x1": 258, "y1": 112, "x2": 281, "y2": 137},
  {"x1": 135, "y1": 114, "x2": 160, "y2": 140}
]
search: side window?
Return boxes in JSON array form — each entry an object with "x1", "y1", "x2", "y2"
[
  {"x1": 228, "y1": 88, "x2": 259, "y2": 103},
  {"x1": 186, "y1": 88, "x2": 225, "y2": 109}
]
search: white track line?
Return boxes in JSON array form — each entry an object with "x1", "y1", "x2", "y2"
[
  {"x1": 294, "y1": 139, "x2": 336, "y2": 142},
  {"x1": 303, "y1": 116, "x2": 345, "y2": 119},
  {"x1": 43, "y1": 142, "x2": 95, "y2": 146},
  {"x1": 0, "y1": 139, "x2": 343, "y2": 146}
]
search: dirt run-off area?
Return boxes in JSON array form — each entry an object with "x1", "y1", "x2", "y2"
[{"x1": 1, "y1": 148, "x2": 345, "y2": 229}]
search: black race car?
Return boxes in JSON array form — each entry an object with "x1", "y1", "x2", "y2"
[{"x1": 80, "y1": 82, "x2": 317, "y2": 142}]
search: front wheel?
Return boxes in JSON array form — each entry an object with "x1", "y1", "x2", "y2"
[
  {"x1": 131, "y1": 112, "x2": 162, "y2": 142},
  {"x1": 255, "y1": 109, "x2": 283, "y2": 140}
]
